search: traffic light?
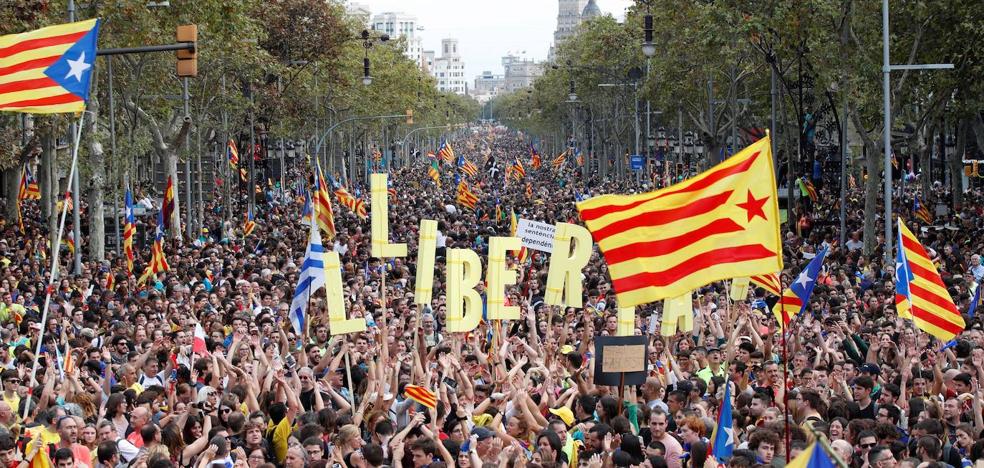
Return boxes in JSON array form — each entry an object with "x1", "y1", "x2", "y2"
[
  {"x1": 176, "y1": 24, "x2": 197, "y2": 77},
  {"x1": 405, "y1": 109, "x2": 414, "y2": 125}
]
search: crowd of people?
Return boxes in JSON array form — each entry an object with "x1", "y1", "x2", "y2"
[{"x1": 2, "y1": 125, "x2": 984, "y2": 468}]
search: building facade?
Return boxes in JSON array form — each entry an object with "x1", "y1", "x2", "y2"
[
  {"x1": 472, "y1": 71, "x2": 505, "y2": 103},
  {"x1": 370, "y1": 11, "x2": 425, "y2": 69},
  {"x1": 502, "y1": 54, "x2": 544, "y2": 92},
  {"x1": 549, "y1": 0, "x2": 588, "y2": 61},
  {"x1": 430, "y1": 39, "x2": 467, "y2": 95}
]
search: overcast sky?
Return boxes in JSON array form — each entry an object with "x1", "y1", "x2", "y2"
[{"x1": 354, "y1": 0, "x2": 635, "y2": 80}]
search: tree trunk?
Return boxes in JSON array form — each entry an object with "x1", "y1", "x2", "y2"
[
  {"x1": 41, "y1": 133, "x2": 57, "y2": 248},
  {"x1": 4, "y1": 168, "x2": 18, "y2": 221},
  {"x1": 920, "y1": 122, "x2": 935, "y2": 199},
  {"x1": 847, "y1": 100, "x2": 883, "y2": 256},
  {"x1": 950, "y1": 118, "x2": 967, "y2": 210},
  {"x1": 86, "y1": 93, "x2": 106, "y2": 262}
]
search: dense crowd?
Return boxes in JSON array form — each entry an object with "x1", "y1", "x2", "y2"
[{"x1": 2, "y1": 125, "x2": 984, "y2": 468}]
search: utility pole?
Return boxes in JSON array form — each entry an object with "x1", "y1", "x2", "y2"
[
  {"x1": 183, "y1": 77, "x2": 193, "y2": 240},
  {"x1": 108, "y1": 56, "x2": 121, "y2": 256}
]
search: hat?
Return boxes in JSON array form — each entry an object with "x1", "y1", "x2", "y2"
[
  {"x1": 705, "y1": 346, "x2": 722, "y2": 353},
  {"x1": 859, "y1": 363, "x2": 881, "y2": 375},
  {"x1": 470, "y1": 426, "x2": 494, "y2": 441},
  {"x1": 472, "y1": 414, "x2": 492, "y2": 427},
  {"x1": 548, "y1": 406, "x2": 574, "y2": 427},
  {"x1": 196, "y1": 386, "x2": 216, "y2": 403}
]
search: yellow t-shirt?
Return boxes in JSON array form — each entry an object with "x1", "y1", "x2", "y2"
[{"x1": 268, "y1": 417, "x2": 292, "y2": 462}]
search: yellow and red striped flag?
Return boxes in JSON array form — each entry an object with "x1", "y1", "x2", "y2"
[
  {"x1": 511, "y1": 158, "x2": 526, "y2": 180},
  {"x1": 19, "y1": 165, "x2": 40, "y2": 200},
  {"x1": 314, "y1": 164, "x2": 336, "y2": 239},
  {"x1": 576, "y1": 136, "x2": 782, "y2": 308},
  {"x1": 162, "y1": 175, "x2": 175, "y2": 232},
  {"x1": 456, "y1": 180, "x2": 479, "y2": 210},
  {"x1": 898, "y1": 218, "x2": 965, "y2": 341},
  {"x1": 913, "y1": 195, "x2": 932, "y2": 224},
  {"x1": 530, "y1": 143, "x2": 541, "y2": 169},
  {"x1": 0, "y1": 20, "x2": 101, "y2": 114},
  {"x1": 552, "y1": 149, "x2": 568, "y2": 169},
  {"x1": 509, "y1": 209, "x2": 529, "y2": 264},
  {"x1": 65, "y1": 231, "x2": 75, "y2": 254},
  {"x1": 437, "y1": 140, "x2": 455, "y2": 164},
  {"x1": 749, "y1": 273, "x2": 781, "y2": 297},
  {"x1": 105, "y1": 271, "x2": 115, "y2": 292},
  {"x1": 123, "y1": 189, "x2": 135, "y2": 273},
  {"x1": 227, "y1": 139, "x2": 240, "y2": 168},
  {"x1": 138, "y1": 210, "x2": 170, "y2": 285},
  {"x1": 404, "y1": 385, "x2": 437, "y2": 409},
  {"x1": 243, "y1": 205, "x2": 256, "y2": 236}
]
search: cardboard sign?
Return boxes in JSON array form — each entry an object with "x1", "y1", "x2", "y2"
[
  {"x1": 516, "y1": 218, "x2": 556, "y2": 253},
  {"x1": 593, "y1": 335, "x2": 648, "y2": 386}
]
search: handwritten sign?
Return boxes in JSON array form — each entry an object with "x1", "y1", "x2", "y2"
[
  {"x1": 593, "y1": 336, "x2": 648, "y2": 386},
  {"x1": 516, "y1": 218, "x2": 556, "y2": 253},
  {"x1": 602, "y1": 345, "x2": 646, "y2": 373}
]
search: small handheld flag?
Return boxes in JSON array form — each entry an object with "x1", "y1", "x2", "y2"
[
  {"x1": 709, "y1": 379, "x2": 733, "y2": 462},
  {"x1": 773, "y1": 248, "x2": 828, "y2": 328},
  {"x1": 914, "y1": 195, "x2": 932, "y2": 224},
  {"x1": 898, "y1": 218, "x2": 965, "y2": 341},
  {"x1": 227, "y1": 140, "x2": 240, "y2": 168},
  {"x1": 404, "y1": 385, "x2": 437, "y2": 409}
]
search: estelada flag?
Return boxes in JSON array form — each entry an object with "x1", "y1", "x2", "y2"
[
  {"x1": 750, "y1": 273, "x2": 781, "y2": 297},
  {"x1": 898, "y1": 218, "x2": 965, "y2": 341},
  {"x1": 576, "y1": 136, "x2": 782, "y2": 307},
  {"x1": 0, "y1": 20, "x2": 101, "y2": 114},
  {"x1": 404, "y1": 385, "x2": 437, "y2": 409}
]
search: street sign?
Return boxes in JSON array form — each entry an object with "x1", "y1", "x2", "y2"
[{"x1": 630, "y1": 154, "x2": 644, "y2": 171}]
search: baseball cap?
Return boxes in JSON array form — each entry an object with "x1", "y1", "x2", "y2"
[
  {"x1": 471, "y1": 426, "x2": 494, "y2": 441},
  {"x1": 548, "y1": 406, "x2": 574, "y2": 427},
  {"x1": 858, "y1": 363, "x2": 881, "y2": 375}
]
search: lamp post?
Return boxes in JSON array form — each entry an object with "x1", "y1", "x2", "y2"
[
  {"x1": 638, "y1": 0, "x2": 656, "y2": 57},
  {"x1": 360, "y1": 29, "x2": 390, "y2": 86}
]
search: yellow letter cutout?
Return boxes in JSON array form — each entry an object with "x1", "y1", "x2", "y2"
[
  {"x1": 486, "y1": 236, "x2": 522, "y2": 320},
  {"x1": 325, "y1": 251, "x2": 366, "y2": 335},
  {"x1": 445, "y1": 249, "x2": 482, "y2": 333},
  {"x1": 660, "y1": 291, "x2": 693, "y2": 337},
  {"x1": 616, "y1": 307, "x2": 635, "y2": 336},
  {"x1": 544, "y1": 223, "x2": 592, "y2": 308},
  {"x1": 370, "y1": 173, "x2": 407, "y2": 259},
  {"x1": 414, "y1": 219, "x2": 438, "y2": 306}
]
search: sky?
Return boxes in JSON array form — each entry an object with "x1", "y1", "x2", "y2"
[{"x1": 353, "y1": 0, "x2": 635, "y2": 80}]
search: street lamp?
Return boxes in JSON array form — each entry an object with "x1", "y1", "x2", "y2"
[
  {"x1": 642, "y1": 14, "x2": 656, "y2": 57},
  {"x1": 639, "y1": 0, "x2": 656, "y2": 57},
  {"x1": 360, "y1": 29, "x2": 389, "y2": 86}
]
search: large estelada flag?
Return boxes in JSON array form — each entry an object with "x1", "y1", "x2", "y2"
[
  {"x1": 0, "y1": 19, "x2": 101, "y2": 114},
  {"x1": 576, "y1": 136, "x2": 782, "y2": 307},
  {"x1": 898, "y1": 218, "x2": 965, "y2": 341}
]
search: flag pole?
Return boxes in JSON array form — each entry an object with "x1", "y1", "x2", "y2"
[
  {"x1": 24, "y1": 112, "x2": 86, "y2": 422},
  {"x1": 779, "y1": 271, "x2": 791, "y2": 464}
]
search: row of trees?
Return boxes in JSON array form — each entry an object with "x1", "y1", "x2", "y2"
[
  {"x1": 492, "y1": 0, "x2": 984, "y2": 256},
  {"x1": 0, "y1": 0, "x2": 479, "y2": 261}
]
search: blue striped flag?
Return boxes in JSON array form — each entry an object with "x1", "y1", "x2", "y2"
[{"x1": 289, "y1": 224, "x2": 326, "y2": 335}]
